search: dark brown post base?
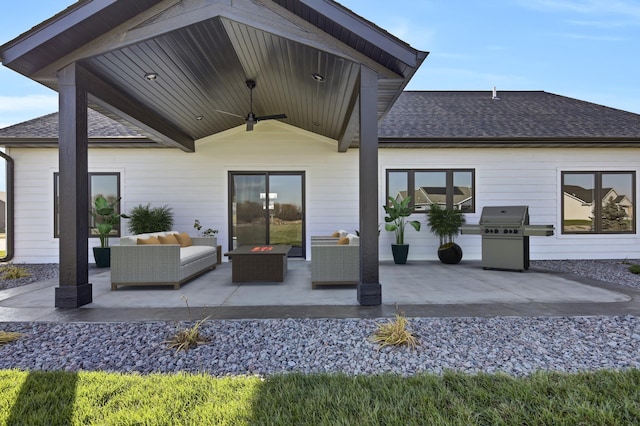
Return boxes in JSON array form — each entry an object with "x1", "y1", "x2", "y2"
[
  {"x1": 357, "y1": 283, "x2": 381, "y2": 306},
  {"x1": 55, "y1": 284, "x2": 92, "y2": 308}
]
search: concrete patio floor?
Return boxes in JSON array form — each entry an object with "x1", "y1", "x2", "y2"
[{"x1": 1, "y1": 260, "x2": 639, "y2": 322}]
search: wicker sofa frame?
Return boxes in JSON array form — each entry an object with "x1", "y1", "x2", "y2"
[
  {"x1": 310, "y1": 237, "x2": 359, "y2": 289},
  {"x1": 110, "y1": 233, "x2": 217, "y2": 290}
]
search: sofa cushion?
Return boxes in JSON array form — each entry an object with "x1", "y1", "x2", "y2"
[
  {"x1": 137, "y1": 236, "x2": 160, "y2": 245},
  {"x1": 174, "y1": 232, "x2": 193, "y2": 248},
  {"x1": 158, "y1": 234, "x2": 180, "y2": 245},
  {"x1": 347, "y1": 233, "x2": 360, "y2": 245},
  {"x1": 180, "y1": 245, "x2": 216, "y2": 265}
]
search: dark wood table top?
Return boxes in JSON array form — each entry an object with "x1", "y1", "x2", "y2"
[{"x1": 224, "y1": 245, "x2": 291, "y2": 256}]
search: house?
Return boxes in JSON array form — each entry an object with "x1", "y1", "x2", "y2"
[{"x1": 2, "y1": 1, "x2": 640, "y2": 308}]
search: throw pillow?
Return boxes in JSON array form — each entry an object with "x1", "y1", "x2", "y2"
[
  {"x1": 158, "y1": 234, "x2": 180, "y2": 245},
  {"x1": 174, "y1": 232, "x2": 193, "y2": 248},
  {"x1": 331, "y1": 231, "x2": 340, "y2": 237},
  {"x1": 337, "y1": 237, "x2": 349, "y2": 245},
  {"x1": 137, "y1": 236, "x2": 160, "y2": 245}
]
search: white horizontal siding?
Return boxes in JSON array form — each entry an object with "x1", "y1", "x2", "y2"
[
  {"x1": 7, "y1": 125, "x2": 640, "y2": 263},
  {"x1": 379, "y1": 147, "x2": 640, "y2": 261}
]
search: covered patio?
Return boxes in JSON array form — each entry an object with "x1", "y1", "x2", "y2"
[
  {"x1": 0, "y1": 0, "x2": 428, "y2": 308},
  {"x1": 0, "y1": 261, "x2": 636, "y2": 322}
]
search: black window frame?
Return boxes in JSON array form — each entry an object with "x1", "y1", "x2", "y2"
[
  {"x1": 385, "y1": 168, "x2": 476, "y2": 213},
  {"x1": 561, "y1": 170, "x2": 636, "y2": 234},
  {"x1": 54, "y1": 172, "x2": 122, "y2": 238}
]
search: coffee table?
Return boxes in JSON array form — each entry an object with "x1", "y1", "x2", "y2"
[{"x1": 224, "y1": 245, "x2": 291, "y2": 282}]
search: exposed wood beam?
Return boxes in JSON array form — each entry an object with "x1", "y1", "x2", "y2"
[
  {"x1": 295, "y1": 0, "x2": 423, "y2": 68},
  {"x1": 1, "y1": 0, "x2": 119, "y2": 66},
  {"x1": 74, "y1": 65, "x2": 195, "y2": 152},
  {"x1": 338, "y1": 93, "x2": 360, "y2": 152}
]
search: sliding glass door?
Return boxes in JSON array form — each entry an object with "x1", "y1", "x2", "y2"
[{"x1": 229, "y1": 172, "x2": 305, "y2": 257}]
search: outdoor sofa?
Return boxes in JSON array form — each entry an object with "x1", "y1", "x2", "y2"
[
  {"x1": 110, "y1": 231, "x2": 217, "y2": 290},
  {"x1": 311, "y1": 231, "x2": 359, "y2": 289}
]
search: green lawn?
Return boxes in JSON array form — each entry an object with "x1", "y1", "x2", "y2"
[
  {"x1": 0, "y1": 369, "x2": 638, "y2": 425},
  {"x1": 236, "y1": 223, "x2": 302, "y2": 246}
]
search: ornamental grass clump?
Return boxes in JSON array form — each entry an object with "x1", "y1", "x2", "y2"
[
  {"x1": 0, "y1": 331, "x2": 22, "y2": 345},
  {"x1": 165, "y1": 317, "x2": 210, "y2": 353},
  {"x1": 370, "y1": 313, "x2": 418, "y2": 349},
  {"x1": 0, "y1": 263, "x2": 30, "y2": 280},
  {"x1": 165, "y1": 296, "x2": 211, "y2": 353}
]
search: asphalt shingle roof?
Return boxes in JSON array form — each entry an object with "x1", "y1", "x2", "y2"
[
  {"x1": 379, "y1": 90, "x2": 640, "y2": 139},
  {"x1": 2, "y1": 91, "x2": 639, "y2": 146},
  {"x1": 0, "y1": 109, "x2": 144, "y2": 139}
]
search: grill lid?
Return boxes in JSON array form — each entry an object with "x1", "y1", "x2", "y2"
[{"x1": 479, "y1": 206, "x2": 529, "y2": 226}]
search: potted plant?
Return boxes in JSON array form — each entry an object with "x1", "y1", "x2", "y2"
[
  {"x1": 89, "y1": 196, "x2": 128, "y2": 267},
  {"x1": 127, "y1": 203, "x2": 174, "y2": 234},
  {"x1": 383, "y1": 196, "x2": 421, "y2": 264},
  {"x1": 426, "y1": 203, "x2": 466, "y2": 264},
  {"x1": 193, "y1": 219, "x2": 218, "y2": 237}
]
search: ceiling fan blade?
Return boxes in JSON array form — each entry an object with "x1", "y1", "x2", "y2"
[
  {"x1": 255, "y1": 113, "x2": 287, "y2": 121},
  {"x1": 215, "y1": 109, "x2": 244, "y2": 119}
]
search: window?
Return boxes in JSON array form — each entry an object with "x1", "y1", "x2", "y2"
[
  {"x1": 386, "y1": 169, "x2": 475, "y2": 212},
  {"x1": 561, "y1": 171, "x2": 635, "y2": 234},
  {"x1": 54, "y1": 172, "x2": 122, "y2": 238}
]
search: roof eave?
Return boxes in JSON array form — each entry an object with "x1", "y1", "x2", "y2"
[{"x1": 378, "y1": 137, "x2": 640, "y2": 148}]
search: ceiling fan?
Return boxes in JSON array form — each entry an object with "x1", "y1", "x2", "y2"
[{"x1": 216, "y1": 79, "x2": 287, "y2": 131}]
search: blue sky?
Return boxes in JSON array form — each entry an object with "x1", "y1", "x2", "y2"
[{"x1": 1, "y1": 0, "x2": 639, "y2": 129}]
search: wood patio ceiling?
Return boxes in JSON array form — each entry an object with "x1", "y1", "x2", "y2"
[{"x1": 1, "y1": 0, "x2": 427, "y2": 151}]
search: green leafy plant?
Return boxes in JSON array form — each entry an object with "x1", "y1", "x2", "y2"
[
  {"x1": 0, "y1": 263, "x2": 30, "y2": 280},
  {"x1": 127, "y1": 203, "x2": 174, "y2": 234},
  {"x1": 628, "y1": 264, "x2": 640, "y2": 275},
  {"x1": 165, "y1": 297, "x2": 210, "y2": 353},
  {"x1": 383, "y1": 196, "x2": 421, "y2": 245},
  {"x1": 193, "y1": 219, "x2": 218, "y2": 237},
  {"x1": 369, "y1": 313, "x2": 418, "y2": 349},
  {"x1": 426, "y1": 203, "x2": 466, "y2": 248},
  {"x1": 90, "y1": 196, "x2": 128, "y2": 248}
]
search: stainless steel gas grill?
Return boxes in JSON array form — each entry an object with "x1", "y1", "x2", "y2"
[{"x1": 460, "y1": 205, "x2": 554, "y2": 271}]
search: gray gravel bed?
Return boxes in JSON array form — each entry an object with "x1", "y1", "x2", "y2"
[
  {"x1": 0, "y1": 263, "x2": 102, "y2": 290},
  {"x1": 532, "y1": 259, "x2": 640, "y2": 290},
  {"x1": 0, "y1": 260, "x2": 638, "y2": 377}
]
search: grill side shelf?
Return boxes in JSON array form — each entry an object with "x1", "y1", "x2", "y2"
[
  {"x1": 523, "y1": 225, "x2": 554, "y2": 237},
  {"x1": 460, "y1": 225, "x2": 483, "y2": 235}
]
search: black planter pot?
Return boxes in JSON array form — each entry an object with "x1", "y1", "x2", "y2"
[
  {"x1": 437, "y1": 242, "x2": 463, "y2": 264},
  {"x1": 93, "y1": 247, "x2": 111, "y2": 268},
  {"x1": 391, "y1": 244, "x2": 410, "y2": 264}
]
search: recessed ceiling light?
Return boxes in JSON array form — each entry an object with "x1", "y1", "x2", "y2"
[
  {"x1": 144, "y1": 73, "x2": 158, "y2": 81},
  {"x1": 313, "y1": 121, "x2": 320, "y2": 127},
  {"x1": 311, "y1": 73, "x2": 325, "y2": 82},
  {"x1": 195, "y1": 115, "x2": 204, "y2": 121}
]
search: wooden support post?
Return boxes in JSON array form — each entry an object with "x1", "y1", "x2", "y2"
[
  {"x1": 55, "y1": 63, "x2": 92, "y2": 308},
  {"x1": 357, "y1": 66, "x2": 382, "y2": 306}
]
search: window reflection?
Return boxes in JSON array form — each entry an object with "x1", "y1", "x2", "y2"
[
  {"x1": 562, "y1": 171, "x2": 635, "y2": 234},
  {"x1": 386, "y1": 169, "x2": 475, "y2": 212},
  {"x1": 54, "y1": 172, "x2": 121, "y2": 238}
]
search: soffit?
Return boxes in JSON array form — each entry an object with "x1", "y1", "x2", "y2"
[{"x1": 0, "y1": 0, "x2": 427, "y2": 150}]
